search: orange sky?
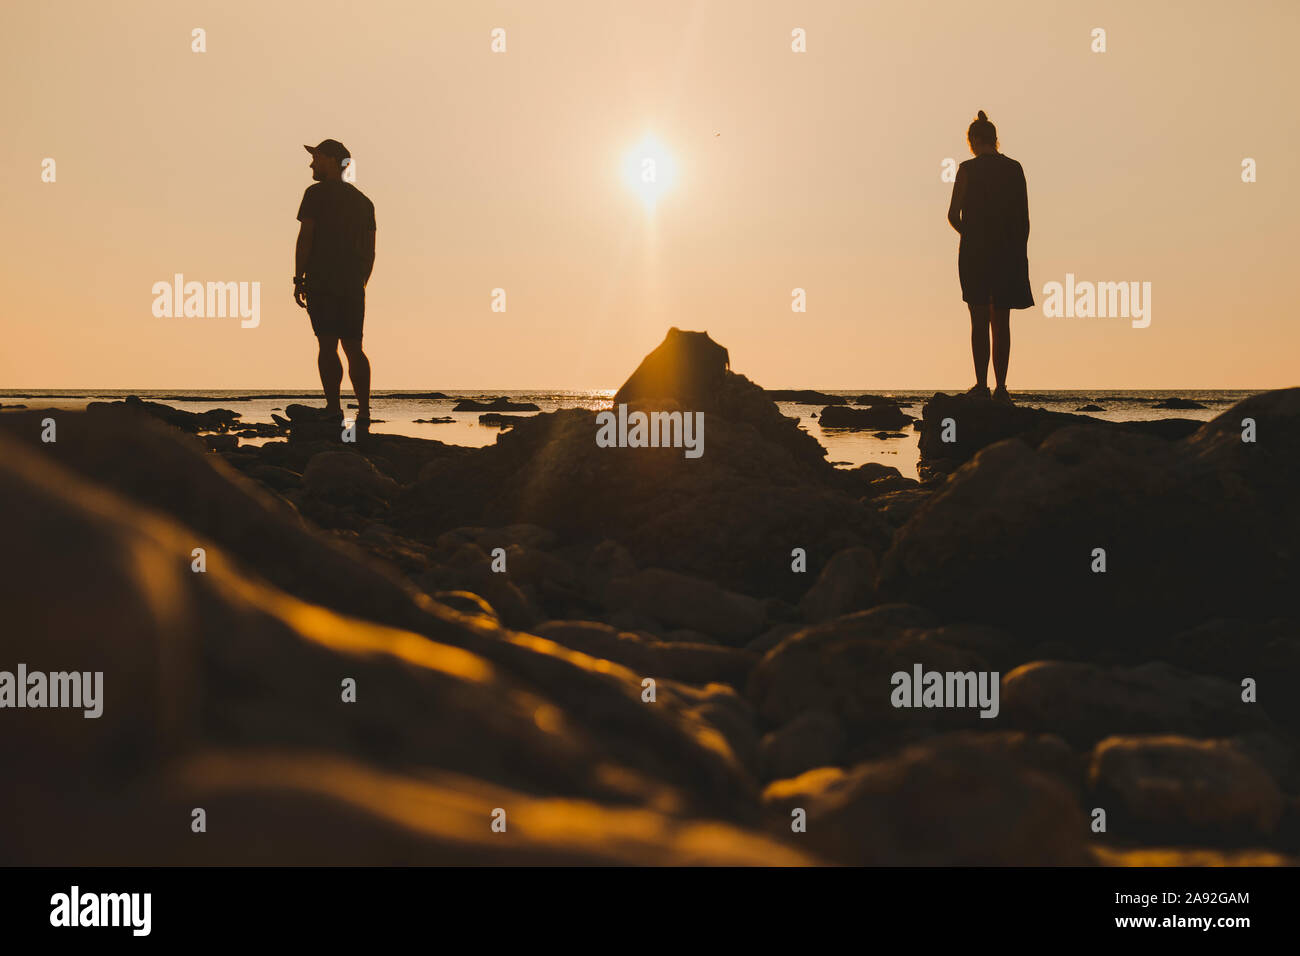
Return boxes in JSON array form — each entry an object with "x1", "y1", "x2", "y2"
[{"x1": 3, "y1": 0, "x2": 1297, "y2": 389}]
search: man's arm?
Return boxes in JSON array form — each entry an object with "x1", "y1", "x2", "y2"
[
  {"x1": 294, "y1": 219, "x2": 314, "y2": 307},
  {"x1": 947, "y1": 165, "x2": 966, "y2": 234}
]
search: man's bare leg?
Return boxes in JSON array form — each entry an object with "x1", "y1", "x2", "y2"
[
  {"x1": 317, "y1": 336, "x2": 343, "y2": 414},
  {"x1": 341, "y1": 337, "x2": 371, "y2": 419}
]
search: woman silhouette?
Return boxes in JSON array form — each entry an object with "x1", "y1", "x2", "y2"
[{"x1": 947, "y1": 110, "x2": 1032, "y2": 404}]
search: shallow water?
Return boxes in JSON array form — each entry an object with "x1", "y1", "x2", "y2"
[{"x1": 1, "y1": 388, "x2": 1255, "y2": 482}]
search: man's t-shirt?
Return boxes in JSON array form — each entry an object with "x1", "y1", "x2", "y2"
[{"x1": 296, "y1": 181, "x2": 376, "y2": 296}]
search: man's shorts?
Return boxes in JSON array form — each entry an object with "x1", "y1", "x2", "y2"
[{"x1": 306, "y1": 290, "x2": 365, "y2": 340}]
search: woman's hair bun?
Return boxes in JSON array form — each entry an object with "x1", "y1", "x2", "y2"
[{"x1": 977, "y1": 110, "x2": 988, "y2": 121}]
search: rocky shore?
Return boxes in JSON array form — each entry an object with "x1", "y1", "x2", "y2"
[{"x1": 1, "y1": 327, "x2": 1295, "y2": 865}]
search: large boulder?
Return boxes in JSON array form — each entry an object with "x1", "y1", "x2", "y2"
[
  {"x1": 1001, "y1": 661, "x2": 1274, "y2": 747},
  {"x1": 1089, "y1": 735, "x2": 1284, "y2": 840},
  {"x1": 0, "y1": 407, "x2": 443, "y2": 634},
  {"x1": 1155, "y1": 619, "x2": 1300, "y2": 733},
  {"x1": 303, "y1": 450, "x2": 401, "y2": 500},
  {"x1": 384, "y1": 330, "x2": 893, "y2": 600},
  {"x1": 615, "y1": 327, "x2": 731, "y2": 408},
  {"x1": 394, "y1": 410, "x2": 888, "y2": 603},
  {"x1": 603, "y1": 568, "x2": 768, "y2": 644},
  {"x1": 747, "y1": 605, "x2": 1026, "y2": 759},
  {"x1": 760, "y1": 734, "x2": 1091, "y2": 865},
  {"x1": 614, "y1": 327, "x2": 830, "y2": 470},
  {"x1": 85, "y1": 394, "x2": 242, "y2": 432},
  {"x1": 880, "y1": 389, "x2": 1300, "y2": 642},
  {"x1": 915, "y1": 391, "x2": 1202, "y2": 480},
  {"x1": 0, "y1": 431, "x2": 817, "y2": 864}
]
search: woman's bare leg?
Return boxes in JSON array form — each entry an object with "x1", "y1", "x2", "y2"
[
  {"x1": 991, "y1": 307, "x2": 1010, "y2": 390},
  {"x1": 969, "y1": 302, "x2": 991, "y2": 388}
]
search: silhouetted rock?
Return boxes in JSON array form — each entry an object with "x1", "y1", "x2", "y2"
[
  {"x1": 1075, "y1": 403, "x2": 1104, "y2": 412},
  {"x1": 257, "y1": 433, "x2": 465, "y2": 485},
  {"x1": 915, "y1": 391, "x2": 1201, "y2": 478},
  {"x1": 6, "y1": 336, "x2": 1293, "y2": 864},
  {"x1": 284, "y1": 402, "x2": 341, "y2": 421},
  {"x1": 747, "y1": 605, "x2": 1023, "y2": 756},
  {"x1": 242, "y1": 463, "x2": 302, "y2": 491},
  {"x1": 86, "y1": 394, "x2": 241, "y2": 432},
  {"x1": 867, "y1": 474, "x2": 919, "y2": 496},
  {"x1": 1089, "y1": 736, "x2": 1283, "y2": 839},
  {"x1": 765, "y1": 389, "x2": 847, "y2": 404},
  {"x1": 452, "y1": 397, "x2": 541, "y2": 412},
  {"x1": 394, "y1": 407, "x2": 885, "y2": 601},
  {"x1": 834, "y1": 461, "x2": 900, "y2": 495},
  {"x1": 761, "y1": 735, "x2": 1091, "y2": 865},
  {"x1": 797, "y1": 547, "x2": 878, "y2": 623},
  {"x1": 1152, "y1": 397, "x2": 1207, "y2": 409},
  {"x1": 1155, "y1": 618, "x2": 1300, "y2": 733},
  {"x1": 818, "y1": 404, "x2": 912, "y2": 430},
  {"x1": 0, "y1": 408, "x2": 449, "y2": 630},
  {"x1": 882, "y1": 389, "x2": 1300, "y2": 640},
  {"x1": 617, "y1": 327, "x2": 730, "y2": 405},
  {"x1": 1001, "y1": 661, "x2": 1273, "y2": 747},
  {"x1": 0, "y1": 428, "x2": 805, "y2": 864},
  {"x1": 480, "y1": 412, "x2": 533, "y2": 427},
  {"x1": 759, "y1": 710, "x2": 846, "y2": 780},
  {"x1": 615, "y1": 327, "x2": 830, "y2": 470},
  {"x1": 871, "y1": 487, "x2": 932, "y2": 527},
  {"x1": 604, "y1": 568, "x2": 767, "y2": 644},
  {"x1": 303, "y1": 450, "x2": 400, "y2": 501},
  {"x1": 203, "y1": 434, "x2": 239, "y2": 452},
  {"x1": 233, "y1": 422, "x2": 288, "y2": 437},
  {"x1": 391, "y1": 331, "x2": 888, "y2": 600}
]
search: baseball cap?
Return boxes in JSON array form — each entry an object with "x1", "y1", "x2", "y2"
[{"x1": 304, "y1": 139, "x2": 351, "y2": 163}]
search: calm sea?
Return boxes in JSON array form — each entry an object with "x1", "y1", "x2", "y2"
[{"x1": 0, "y1": 388, "x2": 1259, "y2": 481}]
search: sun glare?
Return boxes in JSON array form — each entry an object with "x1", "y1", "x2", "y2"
[{"x1": 622, "y1": 135, "x2": 677, "y2": 210}]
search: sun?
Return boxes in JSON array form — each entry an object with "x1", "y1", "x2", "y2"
[{"x1": 622, "y1": 135, "x2": 677, "y2": 210}]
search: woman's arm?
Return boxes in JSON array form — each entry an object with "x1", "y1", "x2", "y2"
[
  {"x1": 1017, "y1": 162, "x2": 1030, "y2": 242},
  {"x1": 947, "y1": 165, "x2": 966, "y2": 234}
]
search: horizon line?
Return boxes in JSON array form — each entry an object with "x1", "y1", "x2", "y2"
[{"x1": 0, "y1": 385, "x2": 1286, "y2": 393}]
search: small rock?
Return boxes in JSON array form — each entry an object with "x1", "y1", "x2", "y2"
[
  {"x1": 604, "y1": 568, "x2": 767, "y2": 645},
  {"x1": 761, "y1": 735, "x2": 1090, "y2": 865},
  {"x1": 453, "y1": 397, "x2": 541, "y2": 412},
  {"x1": 203, "y1": 434, "x2": 238, "y2": 452},
  {"x1": 1002, "y1": 661, "x2": 1272, "y2": 747},
  {"x1": 302, "y1": 451, "x2": 400, "y2": 500},
  {"x1": 760, "y1": 709, "x2": 846, "y2": 779},
  {"x1": 1089, "y1": 735, "x2": 1284, "y2": 838},
  {"x1": 798, "y1": 547, "x2": 878, "y2": 623},
  {"x1": 819, "y1": 404, "x2": 913, "y2": 430}
]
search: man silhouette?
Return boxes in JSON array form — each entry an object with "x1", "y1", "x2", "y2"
[{"x1": 293, "y1": 139, "x2": 376, "y2": 428}]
